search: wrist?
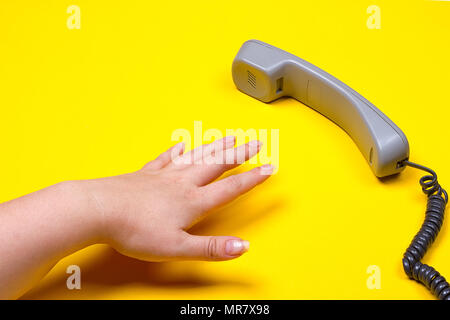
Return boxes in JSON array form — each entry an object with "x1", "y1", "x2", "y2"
[
  {"x1": 72, "y1": 177, "x2": 128, "y2": 245},
  {"x1": 56, "y1": 180, "x2": 107, "y2": 244}
]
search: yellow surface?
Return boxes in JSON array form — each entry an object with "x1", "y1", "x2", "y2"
[{"x1": 1, "y1": 0, "x2": 450, "y2": 299}]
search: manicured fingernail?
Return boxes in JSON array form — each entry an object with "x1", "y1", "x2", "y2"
[
  {"x1": 225, "y1": 240, "x2": 250, "y2": 255},
  {"x1": 176, "y1": 142, "x2": 185, "y2": 151},
  {"x1": 259, "y1": 164, "x2": 274, "y2": 175},
  {"x1": 224, "y1": 135, "x2": 236, "y2": 146},
  {"x1": 171, "y1": 142, "x2": 185, "y2": 160},
  {"x1": 248, "y1": 140, "x2": 262, "y2": 149}
]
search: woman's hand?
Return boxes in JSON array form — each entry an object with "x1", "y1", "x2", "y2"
[
  {"x1": 83, "y1": 136, "x2": 274, "y2": 262},
  {"x1": 0, "y1": 136, "x2": 274, "y2": 298}
]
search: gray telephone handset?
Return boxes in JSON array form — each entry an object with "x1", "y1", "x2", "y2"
[
  {"x1": 231, "y1": 40, "x2": 449, "y2": 299},
  {"x1": 232, "y1": 39, "x2": 409, "y2": 177}
]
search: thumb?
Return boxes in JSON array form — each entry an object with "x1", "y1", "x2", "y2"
[{"x1": 180, "y1": 234, "x2": 250, "y2": 261}]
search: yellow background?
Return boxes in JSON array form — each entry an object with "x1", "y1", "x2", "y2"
[{"x1": 1, "y1": 0, "x2": 450, "y2": 299}]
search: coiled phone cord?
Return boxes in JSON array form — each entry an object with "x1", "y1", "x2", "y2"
[{"x1": 401, "y1": 160, "x2": 450, "y2": 300}]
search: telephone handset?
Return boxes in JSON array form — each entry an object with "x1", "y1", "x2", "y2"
[
  {"x1": 232, "y1": 40, "x2": 408, "y2": 177},
  {"x1": 232, "y1": 40, "x2": 449, "y2": 299}
]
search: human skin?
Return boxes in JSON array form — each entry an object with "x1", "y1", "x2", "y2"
[{"x1": 0, "y1": 136, "x2": 274, "y2": 299}]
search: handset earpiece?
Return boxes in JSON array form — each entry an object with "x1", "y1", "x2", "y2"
[{"x1": 232, "y1": 40, "x2": 409, "y2": 177}]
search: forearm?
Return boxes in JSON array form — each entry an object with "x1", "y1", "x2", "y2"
[{"x1": 0, "y1": 181, "x2": 102, "y2": 299}]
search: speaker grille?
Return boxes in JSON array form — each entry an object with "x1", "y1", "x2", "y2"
[{"x1": 247, "y1": 70, "x2": 256, "y2": 88}]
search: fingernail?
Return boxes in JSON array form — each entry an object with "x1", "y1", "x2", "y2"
[
  {"x1": 248, "y1": 140, "x2": 262, "y2": 149},
  {"x1": 177, "y1": 142, "x2": 185, "y2": 151},
  {"x1": 259, "y1": 164, "x2": 274, "y2": 175},
  {"x1": 171, "y1": 142, "x2": 185, "y2": 160},
  {"x1": 225, "y1": 239, "x2": 250, "y2": 255},
  {"x1": 224, "y1": 135, "x2": 236, "y2": 146}
]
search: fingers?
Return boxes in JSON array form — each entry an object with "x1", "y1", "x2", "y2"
[
  {"x1": 142, "y1": 142, "x2": 185, "y2": 171},
  {"x1": 189, "y1": 140, "x2": 263, "y2": 186},
  {"x1": 178, "y1": 233, "x2": 250, "y2": 261},
  {"x1": 172, "y1": 136, "x2": 236, "y2": 168},
  {"x1": 198, "y1": 164, "x2": 274, "y2": 212}
]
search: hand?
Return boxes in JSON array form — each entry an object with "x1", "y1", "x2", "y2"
[{"x1": 83, "y1": 136, "x2": 274, "y2": 262}]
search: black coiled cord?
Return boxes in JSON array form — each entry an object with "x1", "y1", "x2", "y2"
[{"x1": 401, "y1": 160, "x2": 450, "y2": 300}]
